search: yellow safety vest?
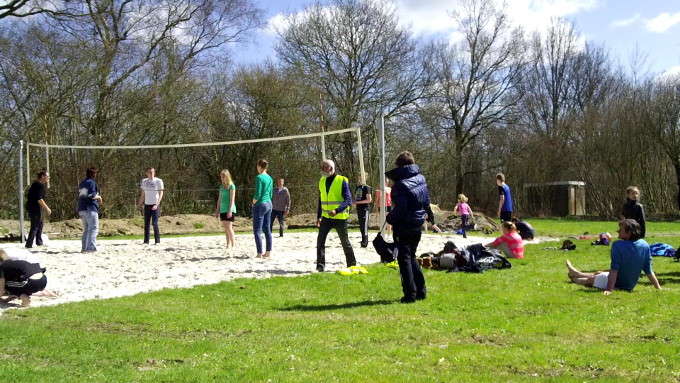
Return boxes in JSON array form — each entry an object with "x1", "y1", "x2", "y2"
[{"x1": 319, "y1": 175, "x2": 350, "y2": 220}]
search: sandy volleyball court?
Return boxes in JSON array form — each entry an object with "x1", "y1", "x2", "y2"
[{"x1": 1, "y1": 232, "x2": 541, "y2": 311}]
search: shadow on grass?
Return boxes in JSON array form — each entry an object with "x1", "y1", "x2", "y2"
[{"x1": 279, "y1": 299, "x2": 395, "y2": 311}]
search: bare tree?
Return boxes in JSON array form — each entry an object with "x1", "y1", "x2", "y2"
[
  {"x1": 423, "y1": 0, "x2": 525, "y2": 195},
  {"x1": 276, "y1": 0, "x2": 428, "y2": 172},
  {"x1": 648, "y1": 77, "x2": 680, "y2": 209}
]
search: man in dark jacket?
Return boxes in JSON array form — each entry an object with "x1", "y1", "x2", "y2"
[
  {"x1": 385, "y1": 151, "x2": 429, "y2": 303},
  {"x1": 621, "y1": 186, "x2": 646, "y2": 238}
]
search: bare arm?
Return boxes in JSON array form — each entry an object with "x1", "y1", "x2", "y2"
[
  {"x1": 157, "y1": 190, "x2": 164, "y2": 205},
  {"x1": 498, "y1": 195, "x2": 504, "y2": 216},
  {"x1": 138, "y1": 189, "x2": 145, "y2": 207},
  {"x1": 603, "y1": 270, "x2": 619, "y2": 295},
  {"x1": 228, "y1": 187, "x2": 236, "y2": 218},
  {"x1": 647, "y1": 273, "x2": 661, "y2": 289},
  {"x1": 38, "y1": 199, "x2": 51, "y2": 215},
  {"x1": 215, "y1": 192, "x2": 221, "y2": 217}
]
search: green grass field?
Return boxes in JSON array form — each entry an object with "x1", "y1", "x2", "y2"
[{"x1": 1, "y1": 221, "x2": 679, "y2": 382}]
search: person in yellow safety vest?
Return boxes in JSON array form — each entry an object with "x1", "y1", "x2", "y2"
[{"x1": 316, "y1": 159, "x2": 357, "y2": 272}]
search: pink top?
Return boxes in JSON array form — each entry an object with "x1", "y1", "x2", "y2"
[
  {"x1": 455, "y1": 202, "x2": 471, "y2": 216},
  {"x1": 490, "y1": 232, "x2": 525, "y2": 259}
]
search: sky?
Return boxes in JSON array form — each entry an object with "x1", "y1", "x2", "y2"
[{"x1": 231, "y1": 0, "x2": 680, "y2": 77}]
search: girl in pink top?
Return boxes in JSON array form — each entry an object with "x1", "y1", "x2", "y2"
[
  {"x1": 487, "y1": 221, "x2": 525, "y2": 259},
  {"x1": 454, "y1": 194, "x2": 472, "y2": 238}
]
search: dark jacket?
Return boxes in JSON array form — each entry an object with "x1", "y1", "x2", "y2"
[
  {"x1": 385, "y1": 164, "x2": 430, "y2": 232},
  {"x1": 622, "y1": 198, "x2": 646, "y2": 238}
]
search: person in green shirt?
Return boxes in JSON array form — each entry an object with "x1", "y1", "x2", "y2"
[
  {"x1": 215, "y1": 169, "x2": 237, "y2": 249},
  {"x1": 252, "y1": 159, "x2": 274, "y2": 258}
]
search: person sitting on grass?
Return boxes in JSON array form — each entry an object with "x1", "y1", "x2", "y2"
[
  {"x1": 511, "y1": 217, "x2": 535, "y2": 240},
  {"x1": 565, "y1": 219, "x2": 661, "y2": 295},
  {"x1": 486, "y1": 221, "x2": 524, "y2": 259},
  {"x1": 0, "y1": 249, "x2": 47, "y2": 307}
]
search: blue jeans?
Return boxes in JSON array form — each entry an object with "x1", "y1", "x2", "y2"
[
  {"x1": 252, "y1": 202, "x2": 273, "y2": 254},
  {"x1": 79, "y1": 210, "x2": 99, "y2": 251},
  {"x1": 144, "y1": 204, "x2": 160, "y2": 244}
]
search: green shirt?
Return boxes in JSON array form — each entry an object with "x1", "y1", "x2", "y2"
[
  {"x1": 219, "y1": 184, "x2": 236, "y2": 214},
  {"x1": 253, "y1": 173, "x2": 273, "y2": 204}
]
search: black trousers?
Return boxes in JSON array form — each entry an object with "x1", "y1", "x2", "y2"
[
  {"x1": 25, "y1": 210, "x2": 43, "y2": 248},
  {"x1": 316, "y1": 217, "x2": 356, "y2": 268},
  {"x1": 144, "y1": 205, "x2": 160, "y2": 244},
  {"x1": 271, "y1": 209, "x2": 285, "y2": 236},
  {"x1": 395, "y1": 230, "x2": 426, "y2": 300},
  {"x1": 500, "y1": 211, "x2": 512, "y2": 222},
  {"x1": 357, "y1": 208, "x2": 369, "y2": 245}
]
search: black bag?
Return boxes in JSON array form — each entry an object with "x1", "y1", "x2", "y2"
[
  {"x1": 454, "y1": 244, "x2": 512, "y2": 273},
  {"x1": 372, "y1": 223, "x2": 396, "y2": 263}
]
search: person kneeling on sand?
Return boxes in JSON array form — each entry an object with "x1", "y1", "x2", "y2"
[
  {"x1": 486, "y1": 221, "x2": 524, "y2": 259},
  {"x1": 0, "y1": 249, "x2": 47, "y2": 307},
  {"x1": 565, "y1": 219, "x2": 661, "y2": 295}
]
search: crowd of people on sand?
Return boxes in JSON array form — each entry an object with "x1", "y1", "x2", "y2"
[{"x1": 2, "y1": 149, "x2": 664, "y2": 307}]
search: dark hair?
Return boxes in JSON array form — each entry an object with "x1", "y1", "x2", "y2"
[
  {"x1": 501, "y1": 221, "x2": 516, "y2": 231},
  {"x1": 86, "y1": 167, "x2": 98, "y2": 178},
  {"x1": 36, "y1": 170, "x2": 48, "y2": 179},
  {"x1": 496, "y1": 173, "x2": 505, "y2": 182},
  {"x1": 146, "y1": 167, "x2": 155, "y2": 172},
  {"x1": 257, "y1": 159, "x2": 268, "y2": 169},
  {"x1": 619, "y1": 219, "x2": 642, "y2": 241},
  {"x1": 395, "y1": 151, "x2": 415, "y2": 167}
]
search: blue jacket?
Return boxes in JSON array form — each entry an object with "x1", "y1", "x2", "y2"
[
  {"x1": 78, "y1": 178, "x2": 99, "y2": 212},
  {"x1": 385, "y1": 164, "x2": 430, "y2": 232}
]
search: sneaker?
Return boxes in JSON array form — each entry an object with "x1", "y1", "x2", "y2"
[
  {"x1": 360, "y1": 242, "x2": 368, "y2": 248},
  {"x1": 400, "y1": 297, "x2": 416, "y2": 304},
  {"x1": 316, "y1": 265, "x2": 324, "y2": 272},
  {"x1": 415, "y1": 293, "x2": 427, "y2": 301}
]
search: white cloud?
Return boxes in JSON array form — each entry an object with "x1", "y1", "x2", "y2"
[
  {"x1": 645, "y1": 11, "x2": 680, "y2": 33},
  {"x1": 264, "y1": 0, "x2": 599, "y2": 40},
  {"x1": 610, "y1": 13, "x2": 641, "y2": 28}
]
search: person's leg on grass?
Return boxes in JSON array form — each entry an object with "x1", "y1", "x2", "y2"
[
  {"x1": 151, "y1": 207, "x2": 160, "y2": 244},
  {"x1": 143, "y1": 205, "x2": 151, "y2": 244},
  {"x1": 316, "y1": 218, "x2": 332, "y2": 271},
  {"x1": 335, "y1": 219, "x2": 356, "y2": 267},
  {"x1": 566, "y1": 260, "x2": 594, "y2": 279},
  {"x1": 252, "y1": 203, "x2": 264, "y2": 257},
  {"x1": 395, "y1": 232, "x2": 417, "y2": 303},
  {"x1": 262, "y1": 202, "x2": 273, "y2": 257},
  {"x1": 406, "y1": 231, "x2": 426, "y2": 299}
]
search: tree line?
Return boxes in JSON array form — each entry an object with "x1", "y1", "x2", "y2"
[{"x1": 1, "y1": 0, "x2": 679, "y2": 221}]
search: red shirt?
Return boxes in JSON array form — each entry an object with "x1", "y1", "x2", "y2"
[{"x1": 490, "y1": 232, "x2": 524, "y2": 259}]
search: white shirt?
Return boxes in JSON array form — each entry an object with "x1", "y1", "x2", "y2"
[{"x1": 140, "y1": 177, "x2": 164, "y2": 205}]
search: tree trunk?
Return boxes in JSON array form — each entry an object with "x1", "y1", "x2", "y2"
[{"x1": 674, "y1": 159, "x2": 680, "y2": 211}]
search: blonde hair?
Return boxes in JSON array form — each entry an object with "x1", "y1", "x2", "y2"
[
  {"x1": 626, "y1": 186, "x2": 640, "y2": 194},
  {"x1": 457, "y1": 194, "x2": 468, "y2": 203},
  {"x1": 220, "y1": 169, "x2": 233, "y2": 187},
  {"x1": 501, "y1": 221, "x2": 516, "y2": 232}
]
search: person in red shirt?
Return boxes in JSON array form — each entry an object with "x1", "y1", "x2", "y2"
[{"x1": 487, "y1": 221, "x2": 524, "y2": 259}]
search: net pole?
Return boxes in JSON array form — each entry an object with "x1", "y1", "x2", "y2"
[
  {"x1": 26, "y1": 143, "x2": 30, "y2": 186},
  {"x1": 378, "y1": 114, "x2": 386, "y2": 227},
  {"x1": 18, "y1": 140, "x2": 25, "y2": 243},
  {"x1": 355, "y1": 128, "x2": 366, "y2": 184},
  {"x1": 45, "y1": 145, "x2": 50, "y2": 188}
]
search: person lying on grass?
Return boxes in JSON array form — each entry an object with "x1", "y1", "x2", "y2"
[
  {"x1": 565, "y1": 219, "x2": 661, "y2": 296},
  {"x1": 0, "y1": 249, "x2": 48, "y2": 307},
  {"x1": 486, "y1": 221, "x2": 524, "y2": 259}
]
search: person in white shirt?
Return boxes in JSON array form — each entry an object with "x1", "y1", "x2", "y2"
[{"x1": 138, "y1": 167, "x2": 164, "y2": 244}]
